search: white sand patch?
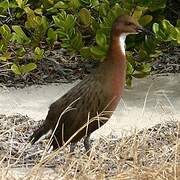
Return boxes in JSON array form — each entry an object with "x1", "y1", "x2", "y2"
[{"x1": 0, "y1": 74, "x2": 180, "y2": 137}]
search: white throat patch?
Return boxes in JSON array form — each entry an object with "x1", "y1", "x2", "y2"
[{"x1": 119, "y1": 33, "x2": 127, "y2": 55}]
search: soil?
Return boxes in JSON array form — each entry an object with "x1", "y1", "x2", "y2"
[
  {"x1": 0, "y1": 46, "x2": 179, "y2": 88},
  {"x1": 0, "y1": 49, "x2": 99, "y2": 88},
  {"x1": 152, "y1": 46, "x2": 180, "y2": 74},
  {"x1": 0, "y1": 114, "x2": 179, "y2": 178}
]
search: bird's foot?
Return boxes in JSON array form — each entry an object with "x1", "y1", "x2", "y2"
[{"x1": 69, "y1": 142, "x2": 76, "y2": 154}]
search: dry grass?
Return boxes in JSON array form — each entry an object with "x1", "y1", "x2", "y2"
[{"x1": 0, "y1": 114, "x2": 179, "y2": 180}]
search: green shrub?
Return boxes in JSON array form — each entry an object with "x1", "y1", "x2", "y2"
[{"x1": 0, "y1": 0, "x2": 179, "y2": 84}]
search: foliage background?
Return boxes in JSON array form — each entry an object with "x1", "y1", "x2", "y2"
[{"x1": 0, "y1": 0, "x2": 179, "y2": 86}]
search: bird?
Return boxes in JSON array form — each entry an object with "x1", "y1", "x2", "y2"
[{"x1": 29, "y1": 15, "x2": 146, "y2": 152}]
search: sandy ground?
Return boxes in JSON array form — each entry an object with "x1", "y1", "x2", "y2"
[
  {"x1": 0, "y1": 74, "x2": 180, "y2": 179},
  {"x1": 0, "y1": 74, "x2": 180, "y2": 138}
]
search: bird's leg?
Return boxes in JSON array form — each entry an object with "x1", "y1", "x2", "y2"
[
  {"x1": 70, "y1": 142, "x2": 76, "y2": 153},
  {"x1": 84, "y1": 135, "x2": 91, "y2": 152}
]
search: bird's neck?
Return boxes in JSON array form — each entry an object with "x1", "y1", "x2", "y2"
[
  {"x1": 107, "y1": 33, "x2": 127, "y2": 61},
  {"x1": 103, "y1": 33, "x2": 127, "y2": 104}
]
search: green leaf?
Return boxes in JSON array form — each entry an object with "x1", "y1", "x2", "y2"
[
  {"x1": 57, "y1": 30, "x2": 68, "y2": 38},
  {"x1": 175, "y1": 28, "x2": 180, "y2": 44},
  {"x1": 53, "y1": 12, "x2": 76, "y2": 31},
  {"x1": 21, "y1": 63, "x2": 37, "y2": 74},
  {"x1": 15, "y1": 0, "x2": 28, "y2": 9},
  {"x1": 126, "y1": 75, "x2": 132, "y2": 87},
  {"x1": 80, "y1": 47, "x2": 92, "y2": 58},
  {"x1": 96, "y1": 31, "x2": 107, "y2": 48},
  {"x1": 139, "y1": 15, "x2": 153, "y2": 26},
  {"x1": 143, "y1": 36, "x2": 156, "y2": 54},
  {"x1": 132, "y1": 9, "x2": 142, "y2": 20},
  {"x1": 11, "y1": 64, "x2": 22, "y2": 75},
  {"x1": 91, "y1": 18, "x2": 99, "y2": 33},
  {"x1": 0, "y1": 1, "x2": 9, "y2": 10},
  {"x1": 90, "y1": 46, "x2": 106, "y2": 58},
  {"x1": 46, "y1": 28, "x2": 57, "y2": 45},
  {"x1": 68, "y1": 0, "x2": 81, "y2": 9},
  {"x1": 135, "y1": 63, "x2": 151, "y2": 74},
  {"x1": 112, "y1": 3, "x2": 122, "y2": 17},
  {"x1": 149, "y1": 0, "x2": 166, "y2": 11},
  {"x1": 16, "y1": 47, "x2": 26, "y2": 57},
  {"x1": 47, "y1": 7, "x2": 58, "y2": 13},
  {"x1": 24, "y1": 7, "x2": 41, "y2": 29},
  {"x1": 41, "y1": 16, "x2": 49, "y2": 32},
  {"x1": 0, "y1": 24, "x2": 12, "y2": 40},
  {"x1": 54, "y1": 1, "x2": 68, "y2": 9},
  {"x1": 149, "y1": 50, "x2": 162, "y2": 58},
  {"x1": 141, "y1": 64, "x2": 151, "y2": 73},
  {"x1": 127, "y1": 51, "x2": 135, "y2": 66},
  {"x1": 66, "y1": 14, "x2": 76, "y2": 30},
  {"x1": 157, "y1": 29, "x2": 168, "y2": 40},
  {"x1": 80, "y1": 0, "x2": 91, "y2": 5},
  {"x1": 0, "y1": 15, "x2": 6, "y2": 18},
  {"x1": 138, "y1": 49, "x2": 148, "y2": 59},
  {"x1": 12, "y1": 25, "x2": 30, "y2": 44},
  {"x1": 98, "y1": 2, "x2": 110, "y2": 17},
  {"x1": 34, "y1": 47, "x2": 44, "y2": 60},
  {"x1": 0, "y1": 52, "x2": 12, "y2": 61},
  {"x1": 127, "y1": 62, "x2": 134, "y2": 75},
  {"x1": 169, "y1": 28, "x2": 178, "y2": 41},
  {"x1": 34, "y1": 8, "x2": 43, "y2": 15},
  {"x1": 71, "y1": 32, "x2": 84, "y2": 50},
  {"x1": 168, "y1": 28, "x2": 180, "y2": 44},
  {"x1": 152, "y1": 23, "x2": 159, "y2": 34},
  {"x1": 91, "y1": 0, "x2": 99, "y2": 7},
  {"x1": 177, "y1": 19, "x2": 180, "y2": 27},
  {"x1": 162, "y1": 19, "x2": 174, "y2": 32},
  {"x1": 100, "y1": 13, "x2": 115, "y2": 33},
  {"x1": 79, "y1": 8, "x2": 91, "y2": 26},
  {"x1": 0, "y1": 40, "x2": 6, "y2": 52},
  {"x1": 153, "y1": 23, "x2": 167, "y2": 41}
]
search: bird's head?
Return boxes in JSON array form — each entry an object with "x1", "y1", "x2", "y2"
[{"x1": 112, "y1": 15, "x2": 145, "y2": 37}]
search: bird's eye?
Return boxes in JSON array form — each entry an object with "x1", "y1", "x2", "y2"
[{"x1": 126, "y1": 22, "x2": 133, "y2": 26}]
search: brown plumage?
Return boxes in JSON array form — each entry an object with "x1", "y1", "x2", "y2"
[{"x1": 30, "y1": 15, "x2": 145, "y2": 151}]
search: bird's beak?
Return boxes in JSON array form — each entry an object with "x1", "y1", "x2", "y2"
[
  {"x1": 136, "y1": 26, "x2": 154, "y2": 36},
  {"x1": 136, "y1": 26, "x2": 145, "y2": 33}
]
